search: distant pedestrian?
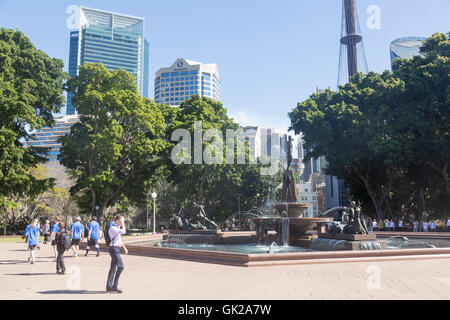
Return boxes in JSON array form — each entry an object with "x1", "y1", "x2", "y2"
[
  {"x1": 430, "y1": 221, "x2": 436, "y2": 232},
  {"x1": 378, "y1": 220, "x2": 384, "y2": 231},
  {"x1": 50, "y1": 218, "x2": 59, "y2": 260},
  {"x1": 423, "y1": 221, "x2": 429, "y2": 232},
  {"x1": 390, "y1": 219, "x2": 395, "y2": 232},
  {"x1": 398, "y1": 219, "x2": 404, "y2": 231},
  {"x1": 447, "y1": 218, "x2": 450, "y2": 232},
  {"x1": 384, "y1": 219, "x2": 390, "y2": 231},
  {"x1": 42, "y1": 220, "x2": 50, "y2": 244},
  {"x1": 55, "y1": 222, "x2": 68, "y2": 274},
  {"x1": 69, "y1": 216, "x2": 85, "y2": 258},
  {"x1": 413, "y1": 221, "x2": 419, "y2": 232},
  {"x1": 106, "y1": 215, "x2": 128, "y2": 293},
  {"x1": 25, "y1": 219, "x2": 40, "y2": 264},
  {"x1": 85, "y1": 217, "x2": 101, "y2": 257},
  {"x1": 372, "y1": 219, "x2": 378, "y2": 231}
]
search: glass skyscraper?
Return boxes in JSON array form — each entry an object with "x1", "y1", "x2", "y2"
[
  {"x1": 67, "y1": 7, "x2": 149, "y2": 115},
  {"x1": 23, "y1": 115, "x2": 80, "y2": 162},
  {"x1": 154, "y1": 58, "x2": 221, "y2": 106},
  {"x1": 390, "y1": 37, "x2": 427, "y2": 67}
]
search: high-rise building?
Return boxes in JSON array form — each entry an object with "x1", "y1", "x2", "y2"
[
  {"x1": 23, "y1": 115, "x2": 80, "y2": 162},
  {"x1": 67, "y1": 7, "x2": 149, "y2": 115},
  {"x1": 154, "y1": 58, "x2": 221, "y2": 106},
  {"x1": 390, "y1": 37, "x2": 426, "y2": 67}
]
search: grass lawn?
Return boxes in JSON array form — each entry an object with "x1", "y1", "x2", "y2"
[{"x1": 0, "y1": 236, "x2": 45, "y2": 243}]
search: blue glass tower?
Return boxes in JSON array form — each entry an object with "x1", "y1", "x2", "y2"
[{"x1": 67, "y1": 7, "x2": 149, "y2": 115}]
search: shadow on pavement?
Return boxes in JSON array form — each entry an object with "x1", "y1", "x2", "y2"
[
  {"x1": 38, "y1": 290, "x2": 106, "y2": 295},
  {"x1": 5, "y1": 273, "x2": 57, "y2": 276},
  {"x1": 0, "y1": 260, "x2": 28, "y2": 265}
]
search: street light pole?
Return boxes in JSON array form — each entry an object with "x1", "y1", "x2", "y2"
[
  {"x1": 151, "y1": 192, "x2": 157, "y2": 234},
  {"x1": 146, "y1": 193, "x2": 149, "y2": 232}
]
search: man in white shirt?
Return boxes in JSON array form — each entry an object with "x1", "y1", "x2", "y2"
[
  {"x1": 106, "y1": 215, "x2": 128, "y2": 293},
  {"x1": 398, "y1": 220, "x2": 403, "y2": 231},
  {"x1": 372, "y1": 219, "x2": 378, "y2": 231}
]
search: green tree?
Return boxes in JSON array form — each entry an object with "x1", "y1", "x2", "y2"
[
  {"x1": 0, "y1": 29, "x2": 66, "y2": 227},
  {"x1": 164, "y1": 95, "x2": 272, "y2": 222},
  {"x1": 59, "y1": 63, "x2": 169, "y2": 221},
  {"x1": 289, "y1": 32, "x2": 450, "y2": 219}
]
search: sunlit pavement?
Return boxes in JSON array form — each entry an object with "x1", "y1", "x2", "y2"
[{"x1": 0, "y1": 241, "x2": 449, "y2": 300}]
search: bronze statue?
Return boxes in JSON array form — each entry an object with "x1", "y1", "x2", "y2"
[
  {"x1": 169, "y1": 202, "x2": 219, "y2": 231},
  {"x1": 281, "y1": 136, "x2": 298, "y2": 203}
]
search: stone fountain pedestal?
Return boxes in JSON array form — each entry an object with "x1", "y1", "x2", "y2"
[{"x1": 314, "y1": 232, "x2": 388, "y2": 251}]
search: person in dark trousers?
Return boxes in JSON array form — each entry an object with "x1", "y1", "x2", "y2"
[
  {"x1": 106, "y1": 215, "x2": 128, "y2": 293},
  {"x1": 55, "y1": 222, "x2": 67, "y2": 274},
  {"x1": 42, "y1": 220, "x2": 50, "y2": 244}
]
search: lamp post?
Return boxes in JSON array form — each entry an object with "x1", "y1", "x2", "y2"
[{"x1": 151, "y1": 192, "x2": 157, "y2": 234}]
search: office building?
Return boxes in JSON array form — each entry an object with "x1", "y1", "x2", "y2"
[
  {"x1": 390, "y1": 36, "x2": 427, "y2": 67},
  {"x1": 154, "y1": 58, "x2": 221, "y2": 106},
  {"x1": 67, "y1": 7, "x2": 149, "y2": 115},
  {"x1": 23, "y1": 115, "x2": 80, "y2": 162}
]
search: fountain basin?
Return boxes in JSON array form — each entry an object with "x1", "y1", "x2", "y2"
[{"x1": 274, "y1": 202, "x2": 308, "y2": 218}]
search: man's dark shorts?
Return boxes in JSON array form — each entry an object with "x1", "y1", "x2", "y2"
[
  {"x1": 29, "y1": 245, "x2": 36, "y2": 250},
  {"x1": 72, "y1": 239, "x2": 81, "y2": 246},
  {"x1": 51, "y1": 240, "x2": 56, "y2": 246},
  {"x1": 88, "y1": 238, "x2": 98, "y2": 247}
]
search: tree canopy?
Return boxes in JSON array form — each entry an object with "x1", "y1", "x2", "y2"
[
  {"x1": 59, "y1": 63, "x2": 169, "y2": 220},
  {"x1": 289, "y1": 32, "x2": 449, "y2": 220},
  {"x1": 0, "y1": 29, "x2": 66, "y2": 211}
]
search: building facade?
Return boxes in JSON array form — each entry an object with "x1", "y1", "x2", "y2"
[
  {"x1": 67, "y1": 7, "x2": 149, "y2": 115},
  {"x1": 390, "y1": 36, "x2": 427, "y2": 67},
  {"x1": 237, "y1": 127, "x2": 289, "y2": 163},
  {"x1": 297, "y1": 182, "x2": 319, "y2": 217},
  {"x1": 154, "y1": 58, "x2": 221, "y2": 106},
  {"x1": 23, "y1": 115, "x2": 80, "y2": 162}
]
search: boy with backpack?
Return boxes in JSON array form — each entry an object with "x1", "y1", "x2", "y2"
[{"x1": 55, "y1": 222, "x2": 71, "y2": 274}]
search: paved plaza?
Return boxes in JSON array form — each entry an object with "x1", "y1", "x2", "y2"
[{"x1": 1, "y1": 241, "x2": 449, "y2": 300}]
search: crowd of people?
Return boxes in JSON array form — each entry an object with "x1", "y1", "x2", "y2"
[
  {"x1": 370, "y1": 218, "x2": 450, "y2": 233},
  {"x1": 22, "y1": 215, "x2": 128, "y2": 293}
]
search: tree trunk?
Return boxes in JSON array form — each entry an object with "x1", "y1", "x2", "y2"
[{"x1": 3, "y1": 222, "x2": 6, "y2": 236}]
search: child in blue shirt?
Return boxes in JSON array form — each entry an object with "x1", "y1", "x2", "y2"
[{"x1": 25, "y1": 219, "x2": 40, "y2": 264}]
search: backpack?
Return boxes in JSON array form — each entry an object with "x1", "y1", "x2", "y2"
[
  {"x1": 104, "y1": 223, "x2": 112, "y2": 247},
  {"x1": 60, "y1": 231, "x2": 72, "y2": 250}
]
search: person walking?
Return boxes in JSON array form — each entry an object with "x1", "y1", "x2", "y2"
[
  {"x1": 55, "y1": 222, "x2": 68, "y2": 274},
  {"x1": 106, "y1": 215, "x2": 128, "y2": 293},
  {"x1": 85, "y1": 217, "x2": 101, "y2": 257},
  {"x1": 50, "y1": 218, "x2": 59, "y2": 260},
  {"x1": 398, "y1": 219, "x2": 404, "y2": 232},
  {"x1": 447, "y1": 218, "x2": 450, "y2": 232},
  {"x1": 42, "y1": 220, "x2": 50, "y2": 244},
  {"x1": 25, "y1": 219, "x2": 40, "y2": 264},
  {"x1": 69, "y1": 217, "x2": 85, "y2": 258}
]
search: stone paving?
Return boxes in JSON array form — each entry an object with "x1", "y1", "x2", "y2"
[{"x1": 1, "y1": 241, "x2": 449, "y2": 300}]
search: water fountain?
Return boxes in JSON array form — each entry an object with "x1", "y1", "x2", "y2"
[{"x1": 253, "y1": 136, "x2": 330, "y2": 246}]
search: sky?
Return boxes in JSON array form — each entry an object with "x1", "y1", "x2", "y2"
[{"x1": 0, "y1": 0, "x2": 449, "y2": 134}]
